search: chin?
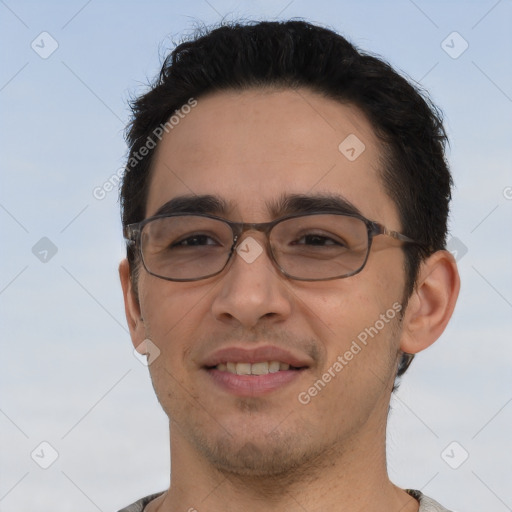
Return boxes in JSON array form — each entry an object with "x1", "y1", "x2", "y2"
[{"x1": 187, "y1": 423, "x2": 332, "y2": 481}]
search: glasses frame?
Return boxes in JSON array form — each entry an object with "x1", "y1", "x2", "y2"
[{"x1": 124, "y1": 211, "x2": 423, "y2": 282}]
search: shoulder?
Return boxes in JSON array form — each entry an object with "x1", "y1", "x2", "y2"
[
  {"x1": 118, "y1": 490, "x2": 456, "y2": 512},
  {"x1": 407, "y1": 489, "x2": 455, "y2": 512},
  {"x1": 117, "y1": 492, "x2": 165, "y2": 512}
]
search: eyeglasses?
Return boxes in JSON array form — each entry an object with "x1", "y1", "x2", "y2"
[{"x1": 124, "y1": 212, "x2": 422, "y2": 282}]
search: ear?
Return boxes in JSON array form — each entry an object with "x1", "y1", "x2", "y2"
[
  {"x1": 400, "y1": 250, "x2": 460, "y2": 354},
  {"x1": 119, "y1": 259, "x2": 146, "y2": 350}
]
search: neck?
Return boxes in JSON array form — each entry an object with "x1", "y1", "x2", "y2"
[{"x1": 148, "y1": 419, "x2": 419, "y2": 512}]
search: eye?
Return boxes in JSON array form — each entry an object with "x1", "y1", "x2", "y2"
[
  {"x1": 172, "y1": 234, "x2": 219, "y2": 247},
  {"x1": 292, "y1": 234, "x2": 346, "y2": 247}
]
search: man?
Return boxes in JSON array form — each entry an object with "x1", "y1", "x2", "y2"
[{"x1": 118, "y1": 20, "x2": 460, "y2": 512}]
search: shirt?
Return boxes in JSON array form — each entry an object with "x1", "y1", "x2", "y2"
[{"x1": 118, "y1": 489, "x2": 454, "y2": 511}]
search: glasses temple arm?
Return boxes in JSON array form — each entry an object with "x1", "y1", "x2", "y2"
[
  {"x1": 378, "y1": 225, "x2": 428, "y2": 248},
  {"x1": 123, "y1": 224, "x2": 140, "y2": 244}
]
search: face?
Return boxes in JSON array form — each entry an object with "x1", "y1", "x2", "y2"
[{"x1": 124, "y1": 88, "x2": 410, "y2": 477}]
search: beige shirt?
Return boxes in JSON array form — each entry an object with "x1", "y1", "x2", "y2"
[{"x1": 118, "y1": 489, "x2": 454, "y2": 511}]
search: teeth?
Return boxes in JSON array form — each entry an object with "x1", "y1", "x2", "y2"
[
  {"x1": 236, "y1": 362, "x2": 251, "y2": 375},
  {"x1": 214, "y1": 361, "x2": 295, "y2": 375},
  {"x1": 269, "y1": 361, "x2": 280, "y2": 373},
  {"x1": 251, "y1": 362, "x2": 269, "y2": 375}
]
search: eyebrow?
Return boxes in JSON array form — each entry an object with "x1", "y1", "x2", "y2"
[
  {"x1": 152, "y1": 195, "x2": 231, "y2": 217},
  {"x1": 151, "y1": 193, "x2": 363, "y2": 219},
  {"x1": 268, "y1": 193, "x2": 363, "y2": 218}
]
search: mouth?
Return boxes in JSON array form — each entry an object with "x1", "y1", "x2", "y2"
[
  {"x1": 207, "y1": 361, "x2": 303, "y2": 375},
  {"x1": 201, "y1": 346, "x2": 311, "y2": 397}
]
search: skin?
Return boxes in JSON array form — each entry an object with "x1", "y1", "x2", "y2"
[{"x1": 119, "y1": 88, "x2": 460, "y2": 512}]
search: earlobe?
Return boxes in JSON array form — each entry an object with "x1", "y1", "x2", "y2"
[
  {"x1": 400, "y1": 250, "x2": 460, "y2": 354},
  {"x1": 119, "y1": 259, "x2": 145, "y2": 348}
]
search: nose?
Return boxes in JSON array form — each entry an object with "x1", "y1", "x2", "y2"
[{"x1": 210, "y1": 234, "x2": 293, "y2": 328}]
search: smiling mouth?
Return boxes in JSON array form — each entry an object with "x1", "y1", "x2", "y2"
[{"x1": 207, "y1": 361, "x2": 304, "y2": 375}]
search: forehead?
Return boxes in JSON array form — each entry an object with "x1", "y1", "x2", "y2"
[{"x1": 146, "y1": 88, "x2": 398, "y2": 226}]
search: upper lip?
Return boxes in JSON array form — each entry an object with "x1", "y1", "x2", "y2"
[{"x1": 201, "y1": 346, "x2": 313, "y2": 368}]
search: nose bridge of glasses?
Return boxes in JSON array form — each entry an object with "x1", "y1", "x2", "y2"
[
  {"x1": 225, "y1": 222, "x2": 277, "y2": 272},
  {"x1": 230, "y1": 219, "x2": 275, "y2": 245}
]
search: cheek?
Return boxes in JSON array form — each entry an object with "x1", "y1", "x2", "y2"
[
  {"x1": 296, "y1": 276, "x2": 399, "y2": 338},
  {"x1": 138, "y1": 278, "x2": 216, "y2": 365},
  {"x1": 295, "y1": 286, "x2": 401, "y2": 416},
  {"x1": 140, "y1": 275, "x2": 210, "y2": 326},
  {"x1": 293, "y1": 275, "x2": 403, "y2": 380}
]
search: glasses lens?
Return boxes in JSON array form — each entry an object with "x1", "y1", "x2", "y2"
[
  {"x1": 140, "y1": 216, "x2": 233, "y2": 280},
  {"x1": 270, "y1": 214, "x2": 369, "y2": 280}
]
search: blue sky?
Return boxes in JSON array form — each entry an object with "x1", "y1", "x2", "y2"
[{"x1": 1, "y1": 1, "x2": 511, "y2": 511}]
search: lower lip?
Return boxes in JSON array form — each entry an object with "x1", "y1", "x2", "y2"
[{"x1": 204, "y1": 368, "x2": 305, "y2": 397}]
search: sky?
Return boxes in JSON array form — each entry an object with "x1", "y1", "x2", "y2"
[{"x1": 0, "y1": 1, "x2": 511, "y2": 511}]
